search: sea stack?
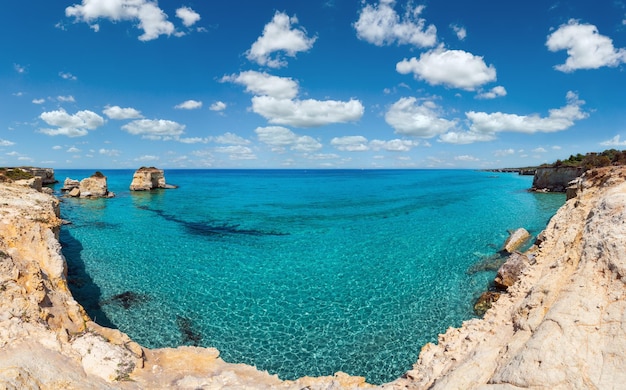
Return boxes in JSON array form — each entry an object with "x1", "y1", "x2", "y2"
[
  {"x1": 62, "y1": 171, "x2": 114, "y2": 198},
  {"x1": 129, "y1": 167, "x2": 176, "y2": 191}
]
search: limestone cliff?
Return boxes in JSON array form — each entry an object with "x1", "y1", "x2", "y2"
[
  {"x1": 3, "y1": 167, "x2": 626, "y2": 389},
  {"x1": 532, "y1": 166, "x2": 582, "y2": 192},
  {"x1": 129, "y1": 167, "x2": 175, "y2": 191}
]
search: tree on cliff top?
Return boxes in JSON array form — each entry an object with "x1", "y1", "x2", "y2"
[{"x1": 550, "y1": 149, "x2": 626, "y2": 170}]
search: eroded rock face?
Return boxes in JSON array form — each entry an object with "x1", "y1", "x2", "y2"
[
  {"x1": 532, "y1": 166, "x2": 583, "y2": 192},
  {"x1": 129, "y1": 167, "x2": 173, "y2": 191},
  {"x1": 501, "y1": 227, "x2": 530, "y2": 254},
  {"x1": 64, "y1": 173, "x2": 114, "y2": 199}
]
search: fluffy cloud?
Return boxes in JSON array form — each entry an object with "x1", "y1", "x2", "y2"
[
  {"x1": 451, "y1": 24, "x2": 466, "y2": 40},
  {"x1": 39, "y1": 109, "x2": 105, "y2": 137},
  {"x1": 14, "y1": 64, "x2": 26, "y2": 74},
  {"x1": 439, "y1": 91, "x2": 588, "y2": 144},
  {"x1": 214, "y1": 145, "x2": 257, "y2": 160},
  {"x1": 122, "y1": 119, "x2": 186, "y2": 140},
  {"x1": 213, "y1": 132, "x2": 250, "y2": 145},
  {"x1": 59, "y1": 72, "x2": 77, "y2": 80},
  {"x1": 103, "y1": 105, "x2": 143, "y2": 119},
  {"x1": 209, "y1": 101, "x2": 227, "y2": 112},
  {"x1": 175, "y1": 100, "x2": 203, "y2": 110},
  {"x1": 57, "y1": 95, "x2": 76, "y2": 102},
  {"x1": 246, "y1": 12, "x2": 317, "y2": 68},
  {"x1": 396, "y1": 46, "x2": 496, "y2": 90},
  {"x1": 99, "y1": 148, "x2": 121, "y2": 156},
  {"x1": 176, "y1": 6, "x2": 200, "y2": 27},
  {"x1": 354, "y1": 0, "x2": 437, "y2": 47},
  {"x1": 546, "y1": 20, "x2": 626, "y2": 72},
  {"x1": 331, "y1": 136, "x2": 369, "y2": 151},
  {"x1": 385, "y1": 97, "x2": 456, "y2": 137},
  {"x1": 494, "y1": 148, "x2": 515, "y2": 157},
  {"x1": 221, "y1": 71, "x2": 299, "y2": 99},
  {"x1": 467, "y1": 91, "x2": 588, "y2": 134},
  {"x1": 66, "y1": 0, "x2": 192, "y2": 41},
  {"x1": 476, "y1": 86, "x2": 507, "y2": 100},
  {"x1": 0, "y1": 139, "x2": 15, "y2": 147},
  {"x1": 438, "y1": 131, "x2": 496, "y2": 144},
  {"x1": 32, "y1": 98, "x2": 45, "y2": 104},
  {"x1": 251, "y1": 96, "x2": 364, "y2": 127},
  {"x1": 600, "y1": 135, "x2": 626, "y2": 146},
  {"x1": 369, "y1": 138, "x2": 418, "y2": 152},
  {"x1": 255, "y1": 126, "x2": 322, "y2": 152},
  {"x1": 454, "y1": 155, "x2": 479, "y2": 162}
]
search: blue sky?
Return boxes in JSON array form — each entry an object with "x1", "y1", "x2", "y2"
[{"x1": 2, "y1": 0, "x2": 626, "y2": 169}]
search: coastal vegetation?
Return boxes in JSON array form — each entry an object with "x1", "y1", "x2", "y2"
[
  {"x1": 0, "y1": 167, "x2": 34, "y2": 181},
  {"x1": 546, "y1": 149, "x2": 626, "y2": 170}
]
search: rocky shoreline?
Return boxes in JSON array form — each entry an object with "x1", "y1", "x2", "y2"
[{"x1": 2, "y1": 167, "x2": 626, "y2": 388}]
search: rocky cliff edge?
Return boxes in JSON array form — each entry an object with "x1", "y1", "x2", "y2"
[{"x1": 2, "y1": 167, "x2": 626, "y2": 389}]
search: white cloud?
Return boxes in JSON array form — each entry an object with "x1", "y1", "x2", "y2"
[
  {"x1": 99, "y1": 148, "x2": 121, "y2": 156},
  {"x1": 255, "y1": 126, "x2": 322, "y2": 152},
  {"x1": 39, "y1": 109, "x2": 105, "y2": 137},
  {"x1": 439, "y1": 91, "x2": 588, "y2": 144},
  {"x1": 0, "y1": 139, "x2": 15, "y2": 147},
  {"x1": 175, "y1": 100, "x2": 203, "y2": 110},
  {"x1": 354, "y1": 0, "x2": 437, "y2": 47},
  {"x1": 214, "y1": 145, "x2": 257, "y2": 160},
  {"x1": 57, "y1": 95, "x2": 76, "y2": 102},
  {"x1": 546, "y1": 19, "x2": 626, "y2": 72},
  {"x1": 135, "y1": 155, "x2": 160, "y2": 162},
  {"x1": 14, "y1": 64, "x2": 26, "y2": 74},
  {"x1": 552, "y1": 145, "x2": 562, "y2": 150},
  {"x1": 66, "y1": 0, "x2": 176, "y2": 41},
  {"x1": 176, "y1": 6, "x2": 200, "y2": 27},
  {"x1": 454, "y1": 155, "x2": 479, "y2": 162},
  {"x1": 369, "y1": 138, "x2": 418, "y2": 152},
  {"x1": 221, "y1": 71, "x2": 299, "y2": 99},
  {"x1": 246, "y1": 11, "x2": 317, "y2": 68},
  {"x1": 438, "y1": 131, "x2": 496, "y2": 144},
  {"x1": 122, "y1": 119, "x2": 186, "y2": 140},
  {"x1": 532, "y1": 147, "x2": 547, "y2": 153},
  {"x1": 251, "y1": 96, "x2": 364, "y2": 127},
  {"x1": 213, "y1": 132, "x2": 250, "y2": 145},
  {"x1": 67, "y1": 147, "x2": 81, "y2": 153},
  {"x1": 59, "y1": 71, "x2": 77, "y2": 80},
  {"x1": 52, "y1": 145, "x2": 62, "y2": 150},
  {"x1": 396, "y1": 46, "x2": 497, "y2": 90},
  {"x1": 177, "y1": 137, "x2": 210, "y2": 144},
  {"x1": 600, "y1": 135, "x2": 626, "y2": 146},
  {"x1": 32, "y1": 98, "x2": 45, "y2": 104},
  {"x1": 103, "y1": 105, "x2": 143, "y2": 119},
  {"x1": 331, "y1": 136, "x2": 369, "y2": 151},
  {"x1": 467, "y1": 91, "x2": 588, "y2": 134},
  {"x1": 385, "y1": 97, "x2": 456, "y2": 137},
  {"x1": 476, "y1": 85, "x2": 507, "y2": 99},
  {"x1": 451, "y1": 24, "x2": 466, "y2": 40},
  {"x1": 494, "y1": 148, "x2": 515, "y2": 157},
  {"x1": 209, "y1": 101, "x2": 227, "y2": 112}
]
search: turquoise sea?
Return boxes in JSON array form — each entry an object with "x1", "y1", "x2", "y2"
[{"x1": 54, "y1": 169, "x2": 565, "y2": 384}]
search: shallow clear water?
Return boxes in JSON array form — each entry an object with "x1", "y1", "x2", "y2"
[{"x1": 55, "y1": 169, "x2": 564, "y2": 384}]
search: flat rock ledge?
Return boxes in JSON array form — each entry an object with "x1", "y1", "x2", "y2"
[{"x1": 2, "y1": 166, "x2": 626, "y2": 389}]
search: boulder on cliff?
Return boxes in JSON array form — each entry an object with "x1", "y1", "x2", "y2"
[
  {"x1": 501, "y1": 227, "x2": 530, "y2": 254},
  {"x1": 494, "y1": 251, "x2": 531, "y2": 289},
  {"x1": 130, "y1": 167, "x2": 176, "y2": 191}
]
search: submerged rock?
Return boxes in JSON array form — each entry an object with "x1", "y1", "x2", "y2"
[
  {"x1": 473, "y1": 291, "x2": 501, "y2": 316},
  {"x1": 100, "y1": 291, "x2": 149, "y2": 310},
  {"x1": 176, "y1": 316, "x2": 202, "y2": 346}
]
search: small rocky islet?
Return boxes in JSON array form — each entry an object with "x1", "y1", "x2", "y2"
[{"x1": 1, "y1": 164, "x2": 626, "y2": 388}]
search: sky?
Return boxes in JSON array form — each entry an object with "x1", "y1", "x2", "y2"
[{"x1": 2, "y1": 0, "x2": 626, "y2": 169}]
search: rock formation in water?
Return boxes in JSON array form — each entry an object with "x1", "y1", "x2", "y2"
[
  {"x1": 129, "y1": 167, "x2": 176, "y2": 191},
  {"x1": 62, "y1": 172, "x2": 114, "y2": 199},
  {"x1": 3, "y1": 166, "x2": 626, "y2": 389},
  {"x1": 531, "y1": 166, "x2": 583, "y2": 192}
]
